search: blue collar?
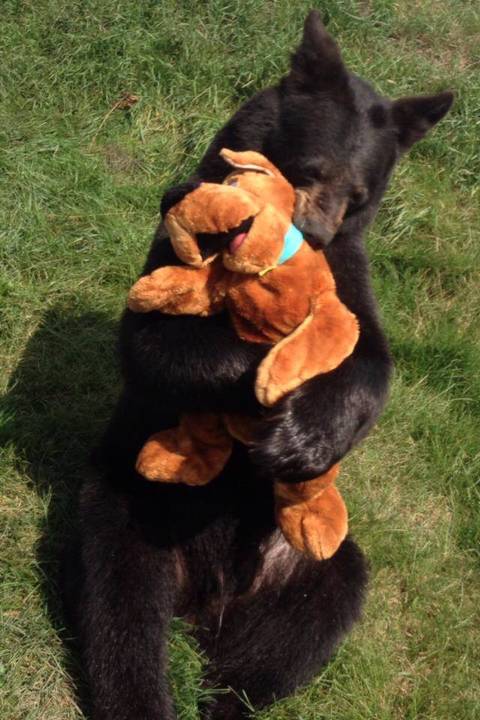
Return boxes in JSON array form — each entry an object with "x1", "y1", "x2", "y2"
[
  {"x1": 278, "y1": 223, "x2": 304, "y2": 265},
  {"x1": 258, "y1": 224, "x2": 304, "y2": 277}
]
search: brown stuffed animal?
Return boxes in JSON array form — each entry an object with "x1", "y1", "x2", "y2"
[{"x1": 127, "y1": 149, "x2": 359, "y2": 560}]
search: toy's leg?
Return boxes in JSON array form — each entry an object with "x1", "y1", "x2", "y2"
[
  {"x1": 275, "y1": 464, "x2": 348, "y2": 560},
  {"x1": 223, "y1": 413, "x2": 259, "y2": 445},
  {"x1": 136, "y1": 413, "x2": 233, "y2": 486},
  {"x1": 63, "y1": 477, "x2": 179, "y2": 720},
  {"x1": 127, "y1": 259, "x2": 229, "y2": 316},
  {"x1": 255, "y1": 293, "x2": 359, "y2": 406},
  {"x1": 198, "y1": 533, "x2": 367, "y2": 719}
]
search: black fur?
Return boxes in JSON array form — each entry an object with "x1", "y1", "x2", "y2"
[{"x1": 65, "y1": 11, "x2": 453, "y2": 719}]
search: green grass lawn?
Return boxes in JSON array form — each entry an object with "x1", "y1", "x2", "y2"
[{"x1": 1, "y1": 1, "x2": 479, "y2": 718}]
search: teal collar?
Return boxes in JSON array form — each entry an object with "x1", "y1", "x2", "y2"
[
  {"x1": 278, "y1": 223, "x2": 304, "y2": 265},
  {"x1": 258, "y1": 223, "x2": 304, "y2": 277}
]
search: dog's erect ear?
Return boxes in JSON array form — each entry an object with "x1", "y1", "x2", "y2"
[
  {"x1": 392, "y1": 91, "x2": 454, "y2": 150},
  {"x1": 220, "y1": 148, "x2": 281, "y2": 177},
  {"x1": 286, "y1": 10, "x2": 348, "y2": 93}
]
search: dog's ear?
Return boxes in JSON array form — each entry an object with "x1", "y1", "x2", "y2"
[
  {"x1": 286, "y1": 10, "x2": 348, "y2": 93},
  {"x1": 392, "y1": 91, "x2": 454, "y2": 150}
]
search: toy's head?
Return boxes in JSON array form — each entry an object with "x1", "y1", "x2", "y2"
[
  {"x1": 220, "y1": 149, "x2": 295, "y2": 217},
  {"x1": 163, "y1": 150, "x2": 299, "y2": 274}
]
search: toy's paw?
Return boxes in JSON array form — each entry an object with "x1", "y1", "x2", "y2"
[
  {"x1": 127, "y1": 272, "x2": 176, "y2": 313},
  {"x1": 127, "y1": 275, "x2": 170, "y2": 312},
  {"x1": 136, "y1": 425, "x2": 233, "y2": 486},
  {"x1": 128, "y1": 262, "x2": 227, "y2": 316},
  {"x1": 276, "y1": 484, "x2": 348, "y2": 560}
]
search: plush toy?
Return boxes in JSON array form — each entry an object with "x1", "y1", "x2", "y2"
[{"x1": 127, "y1": 149, "x2": 359, "y2": 560}]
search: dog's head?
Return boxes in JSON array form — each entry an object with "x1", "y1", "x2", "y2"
[{"x1": 266, "y1": 10, "x2": 453, "y2": 247}]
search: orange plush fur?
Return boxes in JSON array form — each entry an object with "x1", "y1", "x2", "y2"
[{"x1": 127, "y1": 149, "x2": 359, "y2": 560}]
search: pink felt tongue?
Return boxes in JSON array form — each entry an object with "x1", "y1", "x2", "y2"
[{"x1": 229, "y1": 232, "x2": 247, "y2": 254}]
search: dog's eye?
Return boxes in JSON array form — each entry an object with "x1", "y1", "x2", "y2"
[
  {"x1": 307, "y1": 167, "x2": 327, "y2": 183},
  {"x1": 301, "y1": 158, "x2": 330, "y2": 184},
  {"x1": 350, "y1": 187, "x2": 368, "y2": 208},
  {"x1": 345, "y1": 186, "x2": 369, "y2": 218},
  {"x1": 225, "y1": 177, "x2": 239, "y2": 187}
]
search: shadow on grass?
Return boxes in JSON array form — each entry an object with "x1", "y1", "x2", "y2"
[{"x1": 3, "y1": 301, "x2": 121, "y2": 717}]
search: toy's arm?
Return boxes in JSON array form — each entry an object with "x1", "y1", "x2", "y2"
[{"x1": 128, "y1": 258, "x2": 229, "y2": 316}]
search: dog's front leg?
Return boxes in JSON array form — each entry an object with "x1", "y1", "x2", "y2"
[{"x1": 250, "y1": 330, "x2": 392, "y2": 482}]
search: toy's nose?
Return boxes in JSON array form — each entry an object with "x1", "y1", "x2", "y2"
[
  {"x1": 197, "y1": 216, "x2": 255, "y2": 260},
  {"x1": 196, "y1": 231, "x2": 231, "y2": 259}
]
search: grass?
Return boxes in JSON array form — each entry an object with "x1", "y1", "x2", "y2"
[{"x1": 0, "y1": 0, "x2": 479, "y2": 718}]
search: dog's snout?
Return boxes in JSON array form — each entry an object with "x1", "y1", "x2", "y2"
[
  {"x1": 294, "y1": 187, "x2": 347, "y2": 248},
  {"x1": 294, "y1": 214, "x2": 336, "y2": 248}
]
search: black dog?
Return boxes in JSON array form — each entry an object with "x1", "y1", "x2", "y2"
[{"x1": 65, "y1": 11, "x2": 453, "y2": 720}]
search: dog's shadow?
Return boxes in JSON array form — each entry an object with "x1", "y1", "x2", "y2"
[{"x1": 3, "y1": 301, "x2": 121, "y2": 717}]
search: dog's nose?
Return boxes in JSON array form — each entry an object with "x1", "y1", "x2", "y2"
[{"x1": 294, "y1": 214, "x2": 336, "y2": 248}]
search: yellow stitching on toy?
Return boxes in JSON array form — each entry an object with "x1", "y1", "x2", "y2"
[{"x1": 258, "y1": 265, "x2": 276, "y2": 277}]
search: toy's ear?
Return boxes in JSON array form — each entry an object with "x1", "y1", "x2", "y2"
[
  {"x1": 164, "y1": 214, "x2": 204, "y2": 267},
  {"x1": 160, "y1": 182, "x2": 205, "y2": 266},
  {"x1": 220, "y1": 148, "x2": 282, "y2": 178}
]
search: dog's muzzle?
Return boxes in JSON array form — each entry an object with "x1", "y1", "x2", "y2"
[{"x1": 294, "y1": 188, "x2": 347, "y2": 248}]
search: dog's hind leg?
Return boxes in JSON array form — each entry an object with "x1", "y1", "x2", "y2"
[
  {"x1": 198, "y1": 533, "x2": 367, "y2": 719},
  {"x1": 64, "y1": 477, "x2": 180, "y2": 720}
]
